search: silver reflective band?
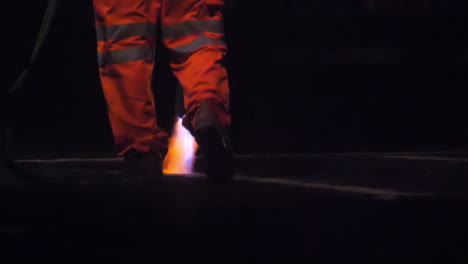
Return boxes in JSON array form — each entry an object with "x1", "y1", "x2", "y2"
[
  {"x1": 170, "y1": 35, "x2": 226, "y2": 55},
  {"x1": 96, "y1": 23, "x2": 157, "y2": 42},
  {"x1": 163, "y1": 20, "x2": 223, "y2": 40},
  {"x1": 97, "y1": 46, "x2": 153, "y2": 66}
]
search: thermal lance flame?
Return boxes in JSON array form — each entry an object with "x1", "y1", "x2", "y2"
[{"x1": 163, "y1": 117, "x2": 198, "y2": 174}]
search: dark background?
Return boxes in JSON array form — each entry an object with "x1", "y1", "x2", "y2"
[{"x1": 4, "y1": 0, "x2": 468, "y2": 155}]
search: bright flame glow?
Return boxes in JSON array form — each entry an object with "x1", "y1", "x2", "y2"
[{"x1": 163, "y1": 117, "x2": 198, "y2": 174}]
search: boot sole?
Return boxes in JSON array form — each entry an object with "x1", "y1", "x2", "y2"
[{"x1": 195, "y1": 126, "x2": 234, "y2": 183}]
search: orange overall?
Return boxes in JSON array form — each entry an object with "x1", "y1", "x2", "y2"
[{"x1": 93, "y1": 0, "x2": 230, "y2": 156}]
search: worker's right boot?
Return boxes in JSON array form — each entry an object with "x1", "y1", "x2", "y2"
[
  {"x1": 123, "y1": 150, "x2": 164, "y2": 183},
  {"x1": 193, "y1": 101, "x2": 234, "y2": 183}
]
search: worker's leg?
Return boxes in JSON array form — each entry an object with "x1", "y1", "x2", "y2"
[
  {"x1": 161, "y1": 0, "x2": 231, "y2": 133},
  {"x1": 93, "y1": 0, "x2": 168, "y2": 156},
  {"x1": 161, "y1": 0, "x2": 233, "y2": 181}
]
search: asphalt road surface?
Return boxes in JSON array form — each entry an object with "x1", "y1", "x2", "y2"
[{"x1": 1, "y1": 153, "x2": 467, "y2": 263}]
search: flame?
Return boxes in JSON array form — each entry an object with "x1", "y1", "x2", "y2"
[{"x1": 163, "y1": 117, "x2": 199, "y2": 174}]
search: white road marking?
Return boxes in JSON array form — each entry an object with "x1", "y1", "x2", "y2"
[
  {"x1": 16, "y1": 158, "x2": 123, "y2": 163},
  {"x1": 14, "y1": 157, "x2": 436, "y2": 198},
  {"x1": 235, "y1": 176, "x2": 434, "y2": 198},
  {"x1": 237, "y1": 151, "x2": 464, "y2": 159},
  {"x1": 383, "y1": 156, "x2": 468, "y2": 162}
]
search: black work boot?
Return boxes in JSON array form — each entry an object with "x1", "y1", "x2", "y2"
[
  {"x1": 193, "y1": 101, "x2": 234, "y2": 183},
  {"x1": 123, "y1": 150, "x2": 164, "y2": 183}
]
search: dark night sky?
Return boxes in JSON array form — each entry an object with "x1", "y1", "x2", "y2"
[{"x1": 3, "y1": 0, "x2": 468, "y2": 155}]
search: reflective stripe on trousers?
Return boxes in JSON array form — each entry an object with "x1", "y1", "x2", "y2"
[
  {"x1": 93, "y1": 0, "x2": 230, "y2": 156},
  {"x1": 96, "y1": 19, "x2": 226, "y2": 66}
]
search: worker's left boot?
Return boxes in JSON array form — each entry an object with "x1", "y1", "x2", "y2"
[
  {"x1": 123, "y1": 150, "x2": 164, "y2": 183},
  {"x1": 193, "y1": 101, "x2": 235, "y2": 183}
]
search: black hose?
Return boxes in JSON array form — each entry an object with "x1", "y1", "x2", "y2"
[
  {"x1": 9, "y1": 0, "x2": 60, "y2": 94},
  {"x1": 2, "y1": 0, "x2": 60, "y2": 183}
]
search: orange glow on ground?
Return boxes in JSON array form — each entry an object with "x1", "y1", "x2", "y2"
[{"x1": 163, "y1": 117, "x2": 198, "y2": 174}]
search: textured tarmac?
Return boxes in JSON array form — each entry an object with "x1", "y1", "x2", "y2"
[{"x1": 1, "y1": 152, "x2": 467, "y2": 263}]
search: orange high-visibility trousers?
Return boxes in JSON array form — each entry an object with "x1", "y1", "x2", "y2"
[{"x1": 94, "y1": 0, "x2": 230, "y2": 156}]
